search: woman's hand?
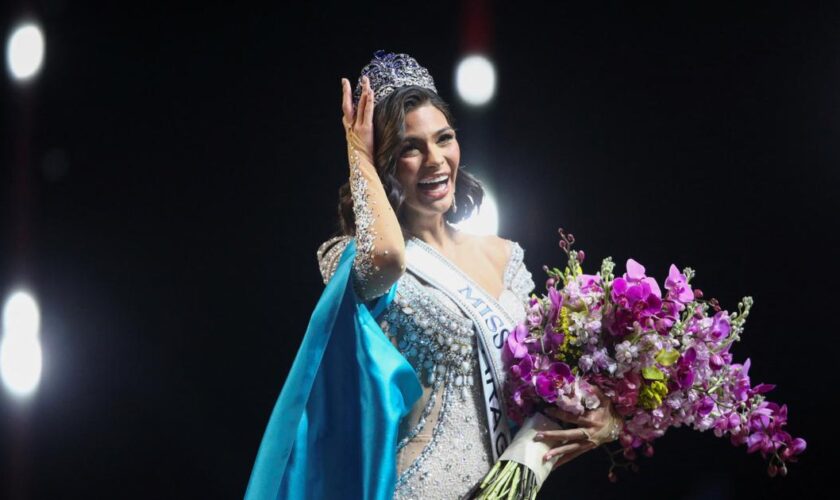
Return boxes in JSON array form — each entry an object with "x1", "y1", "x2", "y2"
[
  {"x1": 341, "y1": 75, "x2": 375, "y2": 165},
  {"x1": 337, "y1": 74, "x2": 406, "y2": 300},
  {"x1": 534, "y1": 387, "x2": 623, "y2": 470}
]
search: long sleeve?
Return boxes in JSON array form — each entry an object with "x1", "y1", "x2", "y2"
[{"x1": 346, "y1": 129, "x2": 406, "y2": 301}]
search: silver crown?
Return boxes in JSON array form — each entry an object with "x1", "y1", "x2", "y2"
[{"x1": 353, "y1": 50, "x2": 437, "y2": 106}]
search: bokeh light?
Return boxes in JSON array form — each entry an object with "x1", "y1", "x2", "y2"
[
  {"x1": 0, "y1": 334, "x2": 43, "y2": 397},
  {"x1": 455, "y1": 55, "x2": 496, "y2": 106},
  {"x1": 6, "y1": 22, "x2": 45, "y2": 82},
  {"x1": 454, "y1": 185, "x2": 499, "y2": 236},
  {"x1": 1, "y1": 291, "x2": 43, "y2": 398}
]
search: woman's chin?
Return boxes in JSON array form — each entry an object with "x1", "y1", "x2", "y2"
[{"x1": 406, "y1": 197, "x2": 453, "y2": 218}]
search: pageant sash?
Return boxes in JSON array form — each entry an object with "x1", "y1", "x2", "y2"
[{"x1": 405, "y1": 237, "x2": 515, "y2": 461}]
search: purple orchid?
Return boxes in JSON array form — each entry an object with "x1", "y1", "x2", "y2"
[
  {"x1": 665, "y1": 264, "x2": 694, "y2": 304},
  {"x1": 509, "y1": 353, "x2": 533, "y2": 382},
  {"x1": 709, "y1": 311, "x2": 732, "y2": 343},
  {"x1": 503, "y1": 323, "x2": 530, "y2": 362},
  {"x1": 534, "y1": 362, "x2": 574, "y2": 404},
  {"x1": 499, "y1": 236, "x2": 805, "y2": 482}
]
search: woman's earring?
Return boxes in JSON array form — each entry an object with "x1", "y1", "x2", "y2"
[{"x1": 451, "y1": 193, "x2": 458, "y2": 214}]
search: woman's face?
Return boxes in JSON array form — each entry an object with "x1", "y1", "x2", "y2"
[{"x1": 395, "y1": 103, "x2": 460, "y2": 221}]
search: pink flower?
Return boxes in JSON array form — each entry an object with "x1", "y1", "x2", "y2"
[
  {"x1": 788, "y1": 438, "x2": 807, "y2": 455},
  {"x1": 625, "y1": 259, "x2": 663, "y2": 297},
  {"x1": 577, "y1": 273, "x2": 603, "y2": 293},
  {"x1": 674, "y1": 347, "x2": 697, "y2": 389},
  {"x1": 665, "y1": 264, "x2": 694, "y2": 304},
  {"x1": 709, "y1": 311, "x2": 731, "y2": 342},
  {"x1": 609, "y1": 279, "x2": 663, "y2": 337},
  {"x1": 599, "y1": 372, "x2": 642, "y2": 416},
  {"x1": 535, "y1": 362, "x2": 574, "y2": 404},
  {"x1": 656, "y1": 300, "x2": 681, "y2": 335},
  {"x1": 503, "y1": 323, "x2": 530, "y2": 362},
  {"x1": 510, "y1": 354, "x2": 533, "y2": 382},
  {"x1": 696, "y1": 396, "x2": 715, "y2": 416},
  {"x1": 547, "y1": 287, "x2": 563, "y2": 327},
  {"x1": 729, "y1": 359, "x2": 752, "y2": 402},
  {"x1": 526, "y1": 298, "x2": 543, "y2": 328},
  {"x1": 500, "y1": 240, "x2": 806, "y2": 479},
  {"x1": 709, "y1": 353, "x2": 725, "y2": 371}
]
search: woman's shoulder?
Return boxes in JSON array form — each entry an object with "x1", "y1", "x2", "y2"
[{"x1": 316, "y1": 235, "x2": 353, "y2": 284}]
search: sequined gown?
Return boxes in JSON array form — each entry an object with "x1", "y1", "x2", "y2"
[
  {"x1": 376, "y1": 239, "x2": 535, "y2": 499},
  {"x1": 310, "y1": 126, "x2": 535, "y2": 499}
]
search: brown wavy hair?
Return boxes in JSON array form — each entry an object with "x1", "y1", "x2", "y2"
[{"x1": 337, "y1": 86, "x2": 484, "y2": 236}]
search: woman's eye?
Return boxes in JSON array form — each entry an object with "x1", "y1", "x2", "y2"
[
  {"x1": 438, "y1": 134, "x2": 454, "y2": 143},
  {"x1": 400, "y1": 145, "x2": 418, "y2": 156}
]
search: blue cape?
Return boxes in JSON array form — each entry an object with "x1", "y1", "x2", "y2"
[{"x1": 245, "y1": 240, "x2": 422, "y2": 499}]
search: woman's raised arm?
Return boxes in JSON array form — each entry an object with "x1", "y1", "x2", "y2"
[{"x1": 340, "y1": 75, "x2": 406, "y2": 301}]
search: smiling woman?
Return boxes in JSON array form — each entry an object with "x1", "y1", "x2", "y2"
[
  {"x1": 244, "y1": 51, "x2": 622, "y2": 500},
  {"x1": 400, "y1": 115, "x2": 458, "y2": 205},
  {"x1": 337, "y1": 83, "x2": 485, "y2": 241}
]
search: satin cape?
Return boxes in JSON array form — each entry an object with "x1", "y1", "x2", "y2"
[{"x1": 245, "y1": 239, "x2": 422, "y2": 500}]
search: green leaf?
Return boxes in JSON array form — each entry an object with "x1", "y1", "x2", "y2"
[
  {"x1": 642, "y1": 366, "x2": 665, "y2": 381},
  {"x1": 655, "y1": 349, "x2": 680, "y2": 367}
]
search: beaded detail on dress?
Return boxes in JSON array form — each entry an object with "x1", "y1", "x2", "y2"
[
  {"x1": 379, "y1": 241, "x2": 535, "y2": 499},
  {"x1": 348, "y1": 147, "x2": 377, "y2": 292},
  {"x1": 316, "y1": 236, "x2": 352, "y2": 285}
]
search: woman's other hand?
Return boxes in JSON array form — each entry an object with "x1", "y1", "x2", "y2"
[
  {"x1": 341, "y1": 75, "x2": 375, "y2": 164},
  {"x1": 534, "y1": 387, "x2": 623, "y2": 470}
]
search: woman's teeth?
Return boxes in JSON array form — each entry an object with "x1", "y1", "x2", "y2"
[
  {"x1": 417, "y1": 175, "x2": 450, "y2": 197},
  {"x1": 418, "y1": 174, "x2": 449, "y2": 186}
]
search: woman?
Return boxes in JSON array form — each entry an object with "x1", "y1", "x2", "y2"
[{"x1": 246, "y1": 51, "x2": 621, "y2": 500}]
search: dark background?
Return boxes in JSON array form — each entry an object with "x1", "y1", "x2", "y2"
[{"x1": 1, "y1": 1, "x2": 834, "y2": 498}]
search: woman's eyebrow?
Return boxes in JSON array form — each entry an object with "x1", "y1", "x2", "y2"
[{"x1": 402, "y1": 127, "x2": 455, "y2": 141}]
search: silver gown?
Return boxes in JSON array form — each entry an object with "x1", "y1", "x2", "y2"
[{"x1": 377, "y1": 240, "x2": 535, "y2": 500}]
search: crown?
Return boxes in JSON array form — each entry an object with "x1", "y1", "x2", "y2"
[{"x1": 353, "y1": 50, "x2": 437, "y2": 106}]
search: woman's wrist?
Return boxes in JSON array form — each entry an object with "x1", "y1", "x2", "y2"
[
  {"x1": 591, "y1": 409, "x2": 623, "y2": 446},
  {"x1": 346, "y1": 128, "x2": 374, "y2": 168}
]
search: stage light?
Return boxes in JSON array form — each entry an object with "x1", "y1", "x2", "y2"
[
  {"x1": 454, "y1": 185, "x2": 499, "y2": 236},
  {"x1": 6, "y1": 22, "x2": 45, "y2": 82},
  {"x1": 1, "y1": 291, "x2": 43, "y2": 398},
  {"x1": 0, "y1": 334, "x2": 42, "y2": 397},
  {"x1": 455, "y1": 55, "x2": 496, "y2": 106},
  {"x1": 3, "y1": 291, "x2": 40, "y2": 338}
]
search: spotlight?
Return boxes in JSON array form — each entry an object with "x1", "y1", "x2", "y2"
[
  {"x1": 6, "y1": 21, "x2": 45, "y2": 82},
  {"x1": 454, "y1": 184, "x2": 499, "y2": 236},
  {"x1": 0, "y1": 334, "x2": 42, "y2": 397},
  {"x1": 1, "y1": 291, "x2": 43, "y2": 398},
  {"x1": 455, "y1": 55, "x2": 496, "y2": 107}
]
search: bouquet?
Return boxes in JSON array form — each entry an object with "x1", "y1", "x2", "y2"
[{"x1": 469, "y1": 229, "x2": 806, "y2": 499}]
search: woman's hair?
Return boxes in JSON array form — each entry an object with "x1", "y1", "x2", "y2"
[{"x1": 337, "y1": 86, "x2": 484, "y2": 236}]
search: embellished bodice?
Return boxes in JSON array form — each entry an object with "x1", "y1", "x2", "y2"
[
  {"x1": 315, "y1": 235, "x2": 536, "y2": 498},
  {"x1": 377, "y1": 240, "x2": 535, "y2": 499},
  {"x1": 379, "y1": 242, "x2": 534, "y2": 400}
]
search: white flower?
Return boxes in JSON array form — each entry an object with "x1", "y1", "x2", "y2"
[{"x1": 615, "y1": 340, "x2": 638, "y2": 364}]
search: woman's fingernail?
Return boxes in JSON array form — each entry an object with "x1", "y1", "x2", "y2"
[{"x1": 534, "y1": 433, "x2": 544, "y2": 440}]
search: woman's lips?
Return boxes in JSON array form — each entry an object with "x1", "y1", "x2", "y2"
[{"x1": 417, "y1": 177, "x2": 450, "y2": 201}]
